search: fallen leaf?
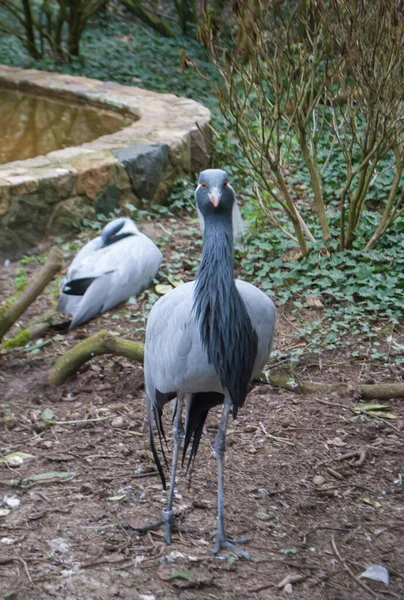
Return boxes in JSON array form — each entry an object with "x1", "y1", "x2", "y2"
[
  {"x1": 21, "y1": 472, "x2": 77, "y2": 486},
  {"x1": 25, "y1": 340, "x2": 52, "y2": 353},
  {"x1": 155, "y1": 284, "x2": 173, "y2": 295},
  {"x1": 172, "y1": 571, "x2": 191, "y2": 581},
  {"x1": 167, "y1": 275, "x2": 184, "y2": 288},
  {"x1": 4, "y1": 496, "x2": 20, "y2": 509},
  {"x1": 306, "y1": 296, "x2": 324, "y2": 309},
  {"x1": 257, "y1": 512, "x2": 275, "y2": 521},
  {"x1": 40, "y1": 408, "x2": 56, "y2": 422},
  {"x1": 106, "y1": 494, "x2": 126, "y2": 502},
  {"x1": 362, "y1": 497, "x2": 382, "y2": 508},
  {"x1": 327, "y1": 437, "x2": 347, "y2": 447},
  {"x1": 1, "y1": 452, "x2": 36, "y2": 467},
  {"x1": 283, "y1": 548, "x2": 298, "y2": 555},
  {"x1": 354, "y1": 404, "x2": 391, "y2": 413},
  {"x1": 359, "y1": 565, "x2": 389, "y2": 585}
]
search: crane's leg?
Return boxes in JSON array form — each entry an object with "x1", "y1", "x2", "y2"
[
  {"x1": 213, "y1": 395, "x2": 251, "y2": 559},
  {"x1": 163, "y1": 393, "x2": 185, "y2": 544}
]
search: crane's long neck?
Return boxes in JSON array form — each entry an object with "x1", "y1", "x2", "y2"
[{"x1": 193, "y1": 213, "x2": 258, "y2": 417}]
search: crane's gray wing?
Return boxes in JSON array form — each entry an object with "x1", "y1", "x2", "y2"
[
  {"x1": 65, "y1": 236, "x2": 102, "y2": 281},
  {"x1": 57, "y1": 236, "x2": 102, "y2": 316},
  {"x1": 68, "y1": 271, "x2": 115, "y2": 330},
  {"x1": 235, "y1": 280, "x2": 276, "y2": 376}
]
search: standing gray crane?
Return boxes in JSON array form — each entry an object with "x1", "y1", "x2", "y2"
[
  {"x1": 58, "y1": 217, "x2": 162, "y2": 330},
  {"x1": 144, "y1": 169, "x2": 276, "y2": 558}
]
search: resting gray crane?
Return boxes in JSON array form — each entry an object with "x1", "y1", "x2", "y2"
[
  {"x1": 144, "y1": 169, "x2": 276, "y2": 558},
  {"x1": 58, "y1": 217, "x2": 162, "y2": 330}
]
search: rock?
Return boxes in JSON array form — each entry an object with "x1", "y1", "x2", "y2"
[
  {"x1": 0, "y1": 192, "x2": 54, "y2": 256},
  {"x1": 76, "y1": 160, "x2": 113, "y2": 201},
  {"x1": 313, "y1": 475, "x2": 326, "y2": 486},
  {"x1": 111, "y1": 416, "x2": 124, "y2": 428},
  {"x1": 95, "y1": 183, "x2": 121, "y2": 215},
  {"x1": 0, "y1": 182, "x2": 10, "y2": 217},
  {"x1": 257, "y1": 512, "x2": 275, "y2": 521},
  {"x1": 47, "y1": 196, "x2": 94, "y2": 236},
  {"x1": 113, "y1": 144, "x2": 169, "y2": 202},
  {"x1": 190, "y1": 124, "x2": 210, "y2": 173}
]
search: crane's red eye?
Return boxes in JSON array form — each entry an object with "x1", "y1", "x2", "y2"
[
  {"x1": 223, "y1": 180, "x2": 228, "y2": 188},
  {"x1": 201, "y1": 182, "x2": 206, "y2": 188}
]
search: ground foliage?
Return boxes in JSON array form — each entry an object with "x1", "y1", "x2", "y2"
[{"x1": 0, "y1": 11, "x2": 402, "y2": 370}]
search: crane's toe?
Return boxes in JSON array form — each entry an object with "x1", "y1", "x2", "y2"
[{"x1": 213, "y1": 535, "x2": 251, "y2": 560}]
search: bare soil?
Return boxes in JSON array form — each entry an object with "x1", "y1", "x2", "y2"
[{"x1": 1, "y1": 218, "x2": 403, "y2": 600}]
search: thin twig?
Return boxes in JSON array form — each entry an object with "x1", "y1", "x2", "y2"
[
  {"x1": 259, "y1": 422, "x2": 295, "y2": 446},
  {"x1": 330, "y1": 535, "x2": 380, "y2": 599},
  {"x1": 1, "y1": 556, "x2": 38, "y2": 589}
]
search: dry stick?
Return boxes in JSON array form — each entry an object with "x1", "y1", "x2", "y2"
[
  {"x1": 0, "y1": 246, "x2": 64, "y2": 342},
  {"x1": 330, "y1": 535, "x2": 380, "y2": 600},
  {"x1": 0, "y1": 555, "x2": 37, "y2": 589},
  {"x1": 48, "y1": 333, "x2": 404, "y2": 400},
  {"x1": 337, "y1": 447, "x2": 367, "y2": 466}
]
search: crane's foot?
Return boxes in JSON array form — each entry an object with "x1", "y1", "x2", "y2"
[{"x1": 213, "y1": 533, "x2": 251, "y2": 560}]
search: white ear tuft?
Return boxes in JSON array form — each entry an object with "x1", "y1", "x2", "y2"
[
  {"x1": 230, "y1": 189, "x2": 244, "y2": 240},
  {"x1": 197, "y1": 207, "x2": 205, "y2": 234}
]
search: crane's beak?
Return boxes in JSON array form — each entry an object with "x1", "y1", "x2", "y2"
[{"x1": 208, "y1": 187, "x2": 221, "y2": 208}]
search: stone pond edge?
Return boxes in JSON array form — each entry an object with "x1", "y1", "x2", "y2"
[{"x1": 0, "y1": 65, "x2": 211, "y2": 258}]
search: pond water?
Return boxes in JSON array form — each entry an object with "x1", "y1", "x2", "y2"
[{"x1": 0, "y1": 88, "x2": 133, "y2": 164}]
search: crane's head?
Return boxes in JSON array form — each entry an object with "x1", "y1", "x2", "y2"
[
  {"x1": 195, "y1": 169, "x2": 243, "y2": 238},
  {"x1": 101, "y1": 217, "x2": 139, "y2": 247}
]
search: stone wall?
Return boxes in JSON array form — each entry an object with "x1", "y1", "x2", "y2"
[{"x1": 0, "y1": 66, "x2": 211, "y2": 259}]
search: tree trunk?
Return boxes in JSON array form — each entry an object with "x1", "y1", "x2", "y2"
[
  {"x1": 121, "y1": 0, "x2": 176, "y2": 38},
  {"x1": 21, "y1": 0, "x2": 41, "y2": 58}
]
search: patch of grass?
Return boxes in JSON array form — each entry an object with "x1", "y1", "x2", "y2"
[{"x1": 15, "y1": 267, "x2": 28, "y2": 291}]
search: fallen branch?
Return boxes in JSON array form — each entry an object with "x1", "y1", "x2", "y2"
[
  {"x1": 264, "y1": 373, "x2": 404, "y2": 401},
  {"x1": 0, "y1": 247, "x2": 63, "y2": 342},
  {"x1": 48, "y1": 333, "x2": 404, "y2": 400},
  {"x1": 2, "y1": 322, "x2": 51, "y2": 350},
  {"x1": 1, "y1": 309, "x2": 66, "y2": 350},
  {"x1": 48, "y1": 330, "x2": 144, "y2": 385}
]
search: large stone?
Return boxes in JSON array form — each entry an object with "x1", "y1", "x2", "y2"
[
  {"x1": 190, "y1": 124, "x2": 211, "y2": 173},
  {"x1": 47, "y1": 196, "x2": 94, "y2": 236},
  {"x1": 95, "y1": 184, "x2": 120, "y2": 215},
  {"x1": 1, "y1": 193, "x2": 54, "y2": 258},
  {"x1": 113, "y1": 144, "x2": 169, "y2": 202},
  {"x1": 76, "y1": 162, "x2": 113, "y2": 201},
  {"x1": 0, "y1": 183, "x2": 10, "y2": 218}
]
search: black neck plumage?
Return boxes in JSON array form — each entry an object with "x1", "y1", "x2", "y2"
[{"x1": 193, "y1": 213, "x2": 258, "y2": 417}]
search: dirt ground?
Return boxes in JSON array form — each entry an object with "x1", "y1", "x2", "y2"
[{"x1": 1, "y1": 217, "x2": 403, "y2": 600}]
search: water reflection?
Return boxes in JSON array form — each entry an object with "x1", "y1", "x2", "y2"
[{"x1": 0, "y1": 88, "x2": 133, "y2": 164}]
